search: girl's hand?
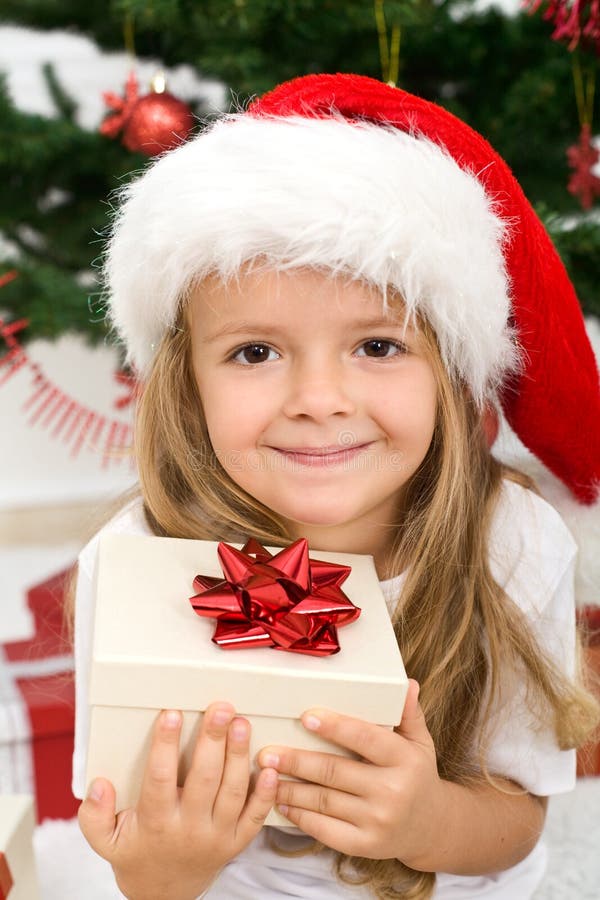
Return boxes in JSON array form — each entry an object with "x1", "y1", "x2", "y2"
[
  {"x1": 79, "y1": 703, "x2": 278, "y2": 900},
  {"x1": 257, "y1": 680, "x2": 444, "y2": 865}
]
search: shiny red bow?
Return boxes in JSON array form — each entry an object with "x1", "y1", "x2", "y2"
[{"x1": 189, "y1": 538, "x2": 360, "y2": 656}]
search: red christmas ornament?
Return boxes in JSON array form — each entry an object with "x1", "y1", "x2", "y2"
[
  {"x1": 567, "y1": 122, "x2": 600, "y2": 208},
  {"x1": 100, "y1": 71, "x2": 195, "y2": 156}
]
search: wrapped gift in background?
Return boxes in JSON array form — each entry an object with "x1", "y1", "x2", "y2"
[
  {"x1": 0, "y1": 795, "x2": 40, "y2": 899},
  {"x1": 86, "y1": 534, "x2": 409, "y2": 827},
  {"x1": 0, "y1": 569, "x2": 79, "y2": 822}
]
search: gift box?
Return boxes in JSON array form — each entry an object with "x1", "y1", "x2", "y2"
[
  {"x1": 0, "y1": 795, "x2": 40, "y2": 899},
  {"x1": 86, "y1": 533, "x2": 408, "y2": 826},
  {"x1": 0, "y1": 570, "x2": 79, "y2": 822}
]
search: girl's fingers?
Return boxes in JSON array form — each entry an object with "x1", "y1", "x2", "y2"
[
  {"x1": 297, "y1": 709, "x2": 401, "y2": 767},
  {"x1": 275, "y1": 779, "x2": 363, "y2": 824},
  {"x1": 276, "y1": 804, "x2": 362, "y2": 856},
  {"x1": 257, "y1": 746, "x2": 366, "y2": 795},
  {"x1": 137, "y1": 709, "x2": 183, "y2": 823},
  {"x1": 212, "y1": 717, "x2": 252, "y2": 825},
  {"x1": 181, "y1": 703, "x2": 235, "y2": 816},
  {"x1": 395, "y1": 680, "x2": 432, "y2": 748},
  {"x1": 78, "y1": 777, "x2": 118, "y2": 860},
  {"x1": 237, "y1": 767, "x2": 278, "y2": 843}
]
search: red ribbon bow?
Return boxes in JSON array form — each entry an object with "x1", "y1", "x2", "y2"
[{"x1": 189, "y1": 538, "x2": 360, "y2": 656}]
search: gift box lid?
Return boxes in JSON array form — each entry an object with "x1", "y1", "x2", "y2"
[{"x1": 91, "y1": 533, "x2": 408, "y2": 725}]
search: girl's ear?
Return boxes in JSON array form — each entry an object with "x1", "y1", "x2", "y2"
[{"x1": 482, "y1": 404, "x2": 499, "y2": 448}]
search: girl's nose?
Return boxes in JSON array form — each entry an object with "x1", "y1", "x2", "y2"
[{"x1": 281, "y1": 359, "x2": 357, "y2": 422}]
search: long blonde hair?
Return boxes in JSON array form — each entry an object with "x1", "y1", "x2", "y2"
[{"x1": 131, "y1": 293, "x2": 598, "y2": 899}]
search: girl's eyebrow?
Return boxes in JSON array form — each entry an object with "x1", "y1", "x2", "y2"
[{"x1": 202, "y1": 315, "x2": 411, "y2": 343}]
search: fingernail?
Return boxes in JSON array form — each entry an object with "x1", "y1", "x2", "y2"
[
  {"x1": 89, "y1": 779, "x2": 104, "y2": 802},
  {"x1": 262, "y1": 752, "x2": 279, "y2": 768},
  {"x1": 263, "y1": 769, "x2": 278, "y2": 788},
  {"x1": 213, "y1": 706, "x2": 233, "y2": 725},
  {"x1": 164, "y1": 710, "x2": 181, "y2": 728},
  {"x1": 278, "y1": 804, "x2": 289, "y2": 816},
  {"x1": 231, "y1": 719, "x2": 248, "y2": 741},
  {"x1": 303, "y1": 714, "x2": 321, "y2": 731}
]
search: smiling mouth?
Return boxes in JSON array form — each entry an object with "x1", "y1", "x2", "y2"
[
  {"x1": 273, "y1": 442, "x2": 371, "y2": 454},
  {"x1": 269, "y1": 443, "x2": 372, "y2": 465}
]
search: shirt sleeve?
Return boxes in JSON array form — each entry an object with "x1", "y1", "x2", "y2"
[
  {"x1": 482, "y1": 482, "x2": 578, "y2": 796},
  {"x1": 71, "y1": 535, "x2": 99, "y2": 800}
]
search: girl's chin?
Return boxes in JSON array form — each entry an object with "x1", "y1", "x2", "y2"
[{"x1": 278, "y1": 509, "x2": 360, "y2": 531}]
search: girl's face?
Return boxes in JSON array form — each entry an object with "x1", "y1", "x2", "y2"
[{"x1": 189, "y1": 268, "x2": 437, "y2": 567}]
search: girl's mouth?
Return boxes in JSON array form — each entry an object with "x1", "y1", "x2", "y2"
[{"x1": 270, "y1": 443, "x2": 372, "y2": 467}]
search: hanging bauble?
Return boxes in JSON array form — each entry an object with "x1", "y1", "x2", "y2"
[{"x1": 100, "y1": 70, "x2": 195, "y2": 156}]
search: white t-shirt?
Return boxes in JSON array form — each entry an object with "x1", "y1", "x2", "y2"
[{"x1": 72, "y1": 480, "x2": 577, "y2": 899}]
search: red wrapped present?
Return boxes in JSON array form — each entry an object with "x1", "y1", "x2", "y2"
[{"x1": 1, "y1": 569, "x2": 79, "y2": 822}]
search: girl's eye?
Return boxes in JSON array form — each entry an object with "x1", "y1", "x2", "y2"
[
  {"x1": 230, "y1": 343, "x2": 279, "y2": 365},
  {"x1": 357, "y1": 339, "x2": 407, "y2": 359}
]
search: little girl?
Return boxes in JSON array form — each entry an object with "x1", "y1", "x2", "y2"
[{"x1": 73, "y1": 74, "x2": 599, "y2": 899}]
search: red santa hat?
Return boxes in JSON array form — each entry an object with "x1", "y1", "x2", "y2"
[{"x1": 105, "y1": 73, "x2": 599, "y2": 505}]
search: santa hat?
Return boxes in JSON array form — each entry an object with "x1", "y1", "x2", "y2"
[{"x1": 105, "y1": 72, "x2": 599, "y2": 505}]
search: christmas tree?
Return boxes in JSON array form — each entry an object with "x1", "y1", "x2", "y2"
[{"x1": 1, "y1": 0, "x2": 598, "y2": 348}]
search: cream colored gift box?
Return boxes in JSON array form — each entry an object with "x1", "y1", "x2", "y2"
[
  {"x1": 0, "y1": 795, "x2": 40, "y2": 900},
  {"x1": 86, "y1": 534, "x2": 408, "y2": 827}
]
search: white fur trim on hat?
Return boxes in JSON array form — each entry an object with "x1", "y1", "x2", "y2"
[{"x1": 105, "y1": 114, "x2": 520, "y2": 404}]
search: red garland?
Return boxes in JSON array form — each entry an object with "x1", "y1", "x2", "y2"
[
  {"x1": 0, "y1": 273, "x2": 134, "y2": 469},
  {"x1": 190, "y1": 538, "x2": 361, "y2": 656},
  {"x1": 567, "y1": 122, "x2": 600, "y2": 206},
  {"x1": 523, "y1": 0, "x2": 600, "y2": 53},
  {"x1": 0, "y1": 309, "x2": 29, "y2": 388},
  {"x1": 114, "y1": 368, "x2": 140, "y2": 409},
  {"x1": 101, "y1": 70, "x2": 139, "y2": 136},
  {"x1": 523, "y1": 0, "x2": 599, "y2": 209}
]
